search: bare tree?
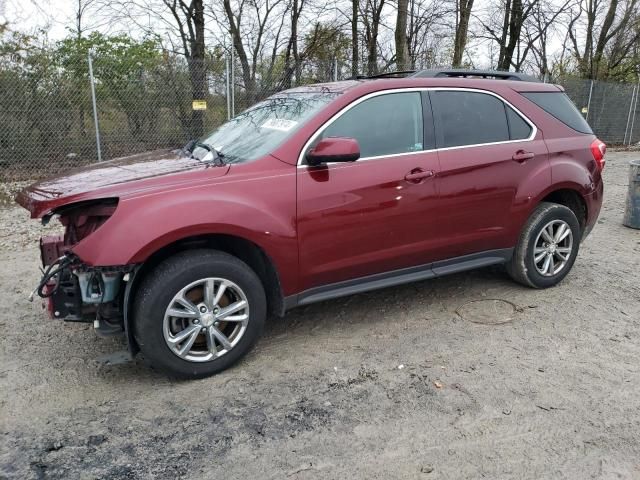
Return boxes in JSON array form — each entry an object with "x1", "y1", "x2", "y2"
[
  {"x1": 567, "y1": 0, "x2": 640, "y2": 78},
  {"x1": 162, "y1": 0, "x2": 206, "y2": 137},
  {"x1": 295, "y1": 22, "x2": 350, "y2": 80},
  {"x1": 361, "y1": 0, "x2": 387, "y2": 75},
  {"x1": 520, "y1": 0, "x2": 575, "y2": 76},
  {"x1": 66, "y1": 0, "x2": 114, "y2": 138},
  {"x1": 395, "y1": 0, "x2": 409, "y2": 68},
  {"x1": 407, "y1": 0, "x2": 448, "y2": 67},
  {"x1": 499, "y1": 0, "x2": 539, "y2": 70},
  {"x1": 478, "y1": 0, "x2": 546, "y2": 71},
  {"x1": 601, "y1": 1, "x2": 640, "y2": 79},
  {"x1": 283, "y1": 0, "x2": 305, "y2": 85},
  {"x1": 72, "y1": 0, "x2": 106, "y2": 38},
  {"x1": 452, "y1": 0, "x2": 474, "y2": 66},
  {"x1": 281, "y1": 0, "x2": 334, "y2": 85},
  {"x1": 222, "y1": 0, "x2": 255, "y2": 102},
  {"x1": 216, "y1": 0, "x2": 288, "y2": 103},
  {"x1": 352, "y1": 0, "x2": 359, "y2": 76}
]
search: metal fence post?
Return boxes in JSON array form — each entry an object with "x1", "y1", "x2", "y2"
[
  {"x1": 334, "y1": 57, "x2": 338, "y2": 82},
  {"x1": 624, "y1": 85, "x2": 637, "y2": 145},
  {"x1": 230, "y1": 45, "x2": 235, "y2": 117},
  {"x1": 585, "y1": 80, "x2": 594, "y2": 122},
  {"x1": 225, "y1": 54, "x2": 231, "y2": 121},
  {"x1": 628, "y1": 84, "x2": 639, "y2": 146},
  {"x1": 87, "y1": 50, "x2": 102, "y2": 162}
]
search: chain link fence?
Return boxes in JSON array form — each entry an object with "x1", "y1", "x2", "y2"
[
  {"x1": 561, "y1": 77, "x2": 640, "y2": 145},
  {"x1": 0, "y1": 54, "x2": 233, "y2": 181},
  {"x1": 1, "y1": 52, "x2": 638, "y2": 181}
]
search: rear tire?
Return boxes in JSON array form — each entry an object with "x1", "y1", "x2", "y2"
[
  {"x1": 133, "y1": 249, "x2": 266, "y2": 378},
  {"x1": 507, "y1": 202, "x2": 581, "y2": 288}
]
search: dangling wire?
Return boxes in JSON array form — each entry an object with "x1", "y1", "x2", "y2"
[{"x1": 28, "y1": 255, "x2": 74, "y2": 301}]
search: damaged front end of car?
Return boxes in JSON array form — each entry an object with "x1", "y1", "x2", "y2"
[{"x1": 31, "y1": 199, "x2": 136, "y2": 338}]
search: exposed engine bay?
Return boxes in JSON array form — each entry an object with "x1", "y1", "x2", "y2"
[{"x1": 32, "y1": 200, "x2": 134, "y2": 337}]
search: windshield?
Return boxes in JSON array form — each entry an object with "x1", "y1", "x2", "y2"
[{"x1": 197, "y1": 91, "x2": 339, "y2": 163}]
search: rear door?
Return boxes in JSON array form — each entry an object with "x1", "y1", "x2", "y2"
[
  {"x1": 430, "y1": 89, "x2": 550, "y2": 258},
  {"x1": 296, "y1": 90, "x2": 441, "y2": 292}
]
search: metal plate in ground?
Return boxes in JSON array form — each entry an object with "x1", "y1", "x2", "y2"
[
  {"x1": 456, "y1": 299, "x2": 518, "y2": 325},
  {"x1": 96, "y1": 350, "x2": 132, "y2": 366}
]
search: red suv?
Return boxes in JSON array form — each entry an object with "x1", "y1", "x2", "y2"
[{"x1": 17, "y1": 69, "x2": 605, "y2": 378}]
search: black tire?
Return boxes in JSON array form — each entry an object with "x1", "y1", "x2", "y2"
[
  {"x1": 507, "y1": 202, "x2": 582, "y2": 288},
  {"x1": 133, "y1": 249, "x2": 266, "y2": 379}
]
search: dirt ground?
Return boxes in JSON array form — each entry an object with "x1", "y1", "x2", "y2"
[{"x1": 1, "y1": 151, "x2": 639, "y2": 480}]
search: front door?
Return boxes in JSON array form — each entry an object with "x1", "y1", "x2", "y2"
[{"x1": 296, "y1": 91, "x2": 441, "y2": 292}]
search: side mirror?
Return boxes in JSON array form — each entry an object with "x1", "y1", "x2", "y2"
[{"x1": 306, "y1": 137, "x2": 360, "y2": 166}]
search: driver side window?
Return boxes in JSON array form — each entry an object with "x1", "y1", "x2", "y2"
[{"x1": 317, "y1": 92, "x2": 424, "y2": 159}]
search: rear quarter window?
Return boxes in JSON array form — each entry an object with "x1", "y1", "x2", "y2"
[
  {"x1": 506, "y1": 106, "x2": 532, "y2": 140},
  {"x1": 522, "y1": 92, "x2": 593, "y2": 134}
]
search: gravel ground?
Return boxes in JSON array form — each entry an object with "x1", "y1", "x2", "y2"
[{"x1": 1, "y1": 151, "x2": 639, "y2": 479}]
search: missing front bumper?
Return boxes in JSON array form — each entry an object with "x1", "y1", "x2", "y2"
[{"x1": 35, "y1": 237, "x2": 135, "y2": 327}]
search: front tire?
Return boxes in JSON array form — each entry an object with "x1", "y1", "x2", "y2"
[
  {"x1": 507, "y1": 202, "x2": 582, "y2": 288},
  {"x1": 133, "y1": 249, "x2": 266, "y2": 378}
]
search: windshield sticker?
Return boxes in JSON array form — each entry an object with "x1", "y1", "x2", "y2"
[{"x1": 260, "y1": 118, "x2": 298, "y2": 132}]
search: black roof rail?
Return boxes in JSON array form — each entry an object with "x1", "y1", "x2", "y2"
[
  {"x1": 368, "y1": 70, "x2": 417, "y2": 79},
  {"x1": 349, "y1": 70, "x2": 417, "y2": 80},
  {"x1": 410, "y1": 68, "x2": 540, "y2": 82}
]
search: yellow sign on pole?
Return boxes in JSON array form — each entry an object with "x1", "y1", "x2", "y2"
[{"x1": 192, "y1": 100, "x2": 207, "y2": 110}]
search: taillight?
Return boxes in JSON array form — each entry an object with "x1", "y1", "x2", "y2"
[{"x1": 590, "y1": 138, "x2": 606, "y2": 171}]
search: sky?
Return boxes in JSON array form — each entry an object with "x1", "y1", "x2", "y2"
[
  {"x1": 1, "y1": 0, "x2": 571, "y2": 73},
  {"x1": 2, "y1": 0, "x2": 76, "y2": 38}
]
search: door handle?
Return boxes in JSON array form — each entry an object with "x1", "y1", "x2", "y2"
[
  {"x1": 405, "y1": 169, "x2": 435, "y2": 183},
  {"x1": 512, "y1": 150, "x2": 535, "y2": 163}
]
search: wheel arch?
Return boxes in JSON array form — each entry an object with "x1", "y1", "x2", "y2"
[
  {"x1": 123, "y1": 233, "x2": 285, "y2": 355},
  {"x1": 539, "y1": 187, "x2": 588, "y2": 233}
]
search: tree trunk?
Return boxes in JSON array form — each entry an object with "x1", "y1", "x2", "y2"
[
  {"x1": 592, "y1": 0, "x2": 619, "y2": 78},
  {"x1": 367, "y1": 25, "x2": 378, "y2": 75},
  {"x1": 188, "y1": 0, "x2": 206, "y2": 138},
  {"x1": 395, "y1": 0, "x2": 409, "y2": 69},
  {"x1": 365, "y1": 0, "x2": 385, "y2": 75},
  {"x1": 223, "y1": 0, "x2": 256, "y2": 103},
  {"x1": 581, "y1": 1, "x2": 596, "y2": 78},
  {"x1": 452, "y1": 0, "x2": 474, "y2": 67},
  {"x1": 352, "y1": 0, "x2": 359, "y2": 77},
  {"x1": 498, "y1": 0, "x2": 523, "y2": 70},
  {"x1": 497, "y1": 0, "x2": 511, "y2": 68},
  {"x1": 292, "y1": 0, "x2": 302, "y2": 84}
]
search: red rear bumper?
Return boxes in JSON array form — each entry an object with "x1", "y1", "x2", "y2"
[{"x1": 583, "y1": 179, "x2": 604, "y2": 238}]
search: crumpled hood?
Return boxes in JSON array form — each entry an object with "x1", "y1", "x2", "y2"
[{"x1": 16, "y1": 149, "x2": 230, "y2": 218}]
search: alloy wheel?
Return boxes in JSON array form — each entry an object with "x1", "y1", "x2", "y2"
[
  {"x1": 163, "y1": 277, "x2": 250, "y2": 362},
  {"x1": 533, "y1": 219, "x2": 574, "y2": 277}
]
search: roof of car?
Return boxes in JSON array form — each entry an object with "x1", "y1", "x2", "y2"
[
  {"x1": 415, "y1": 68, "x2": 540, "y2": 82},
  {"x1": 283, "y1": 70, "x2": 562, "y2": 97}
]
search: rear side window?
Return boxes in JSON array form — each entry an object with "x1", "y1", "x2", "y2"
[
  {"x1": 522, "y1": 92, "x2": 593, "y2": 134},
  {"x1": 431, "y1": 91, "x2": 510, "y2": 148},
  {"x1": 321, "y1": 92, "x2": 424, "y2": 158}
]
